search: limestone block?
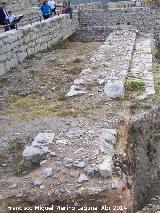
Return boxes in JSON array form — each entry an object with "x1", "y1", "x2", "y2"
[
  {"x1": 100, "y1": 129, "x2": 117, "y2": 145},
  {"x1": 99, "y1": 156, "x2": 113, "y2": 177},
  {"x1": 32, "y1": 133, "x2": 55, "y2": 148},
  {"x1": 23, "y1": 145, "x2": 44, "y2": 158},
  {"x1": 104, "y1": 80, "x2": 124, "y2": 99}
]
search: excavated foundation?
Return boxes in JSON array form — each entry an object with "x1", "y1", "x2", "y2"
[
  {"x1": 0, "y1": 26, "x2": 160, "y2": 212},
  {"x1": 129, "y1": 43, "x2": 160, "y2": 212}
]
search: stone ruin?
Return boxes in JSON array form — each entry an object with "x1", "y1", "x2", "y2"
[{"x1": 0, "y1": 5, "x2": 160, "y2": 213}]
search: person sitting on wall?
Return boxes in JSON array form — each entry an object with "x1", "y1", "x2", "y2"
[
  {"x1": 8, "y1": 11, "x2": 16, "y2": 30},
  {"x1": 0, "y1": 2, "x2": 10, "y2": 31},
  {"x1": 48, "y1": 0, "x2": 56, "y2": 15},
  {"x1": 40, "y1": 0, "x2": 52, "y2": 20}
]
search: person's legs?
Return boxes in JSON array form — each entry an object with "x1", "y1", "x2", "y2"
[
  {"x1": 52, "y1": 8, "x2": 56, "y2": 15},
  {"x1": 10, "y1": 24, "x2": 15, "y2": 30},
  {"x1": 43, "y1": 14, "x2": 50, "y2": 19},
  {"x1": 4, "y1": 20, "x2": 10, "y2": 31}
]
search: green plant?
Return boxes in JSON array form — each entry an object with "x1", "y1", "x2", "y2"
[
  {"x1": 128, "y1": 125, "x2": 138, "y2": 135},
  {"x1": 129, "y1": 104, "x2": 138, "y2": 114},
  {"x1": 125, "y1": 80, "x2": 145, "y2": 91},
  {"x1": 26, "y1": 54, "x2": 36, "y2": 60}
]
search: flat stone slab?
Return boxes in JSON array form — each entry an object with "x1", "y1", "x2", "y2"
[
  {"x1": 104, "y1": 81, "x2": 124, "y2": 99},
  {"x1": 22, "y1": 145, "x2": 50, "y2": 158},
  {"x1": 32, "y1": 133, "x2": 55, "y2": 148}
]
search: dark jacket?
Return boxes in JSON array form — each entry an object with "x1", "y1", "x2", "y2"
[{"x1": 0, "y1": 7, "x2": 6, "y2": 25}]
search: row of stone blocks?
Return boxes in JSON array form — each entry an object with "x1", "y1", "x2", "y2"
[
  {"x1": 66, "y1": 29, "x2": 137, "y2": 99},
  {"x1": 0, "y1": 13, "x2": 79, "y2": 76}
]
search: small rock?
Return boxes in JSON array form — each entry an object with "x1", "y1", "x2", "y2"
[
  {"x1": 40, "y1": 160, "x2": 47, "y2": 166},
  {"x1": 74, "y1": 148, "x2": 84, "y2": 154},
  {"x1": 97, "y1": 79, "x2": 105, "y2": 85},
  {"x1": 40, "y1": 185, "x2": 46, "y2": 190},
  {"x1": 16, "y1": 192, "x2": 23, "y2": 198},
  {"x1": 51, "y1": 87, "x2": 56, "y2": 91},
  {"x1": 66, "y1": 85, "x2": 87, "y2": 97},
  {"x1": 78, "y1": 173, "x2": 89, "y2": 183},
  {"x1": 32, "y1": 179, "x2": 42, "y2": 187},
  {"x1": 80, "y1": 68, "x2": 92, "y2": 75},
  {"x1": 2, "y1": 163, "x2": 7, "y2": 167},
  {"x1": 84, "y1": 166, "x2": 95, "y2": 176},
  {"x1": 42, "y1": 167, "x2": 53, "y2": 178},
  {"x1": 70, "y1": 172, "x2": 80, "y2": 178},
  {"x1": 56, "y1": 139, "x2": 69, "y2": 145},
  {"x1": 9, "y1": 184, "x2": 17, "y2": 189},
  {"x1": 73, "y1": 161, "x2": 85, "y2": 168},
  {"x1": 63, "y1": 158, "x2": 73, "y2": 168},
  {"x1": 50, "y1": 152, "x2": 56, "y2": 157},
  {"x1": 57, "y1": 154, "x2": 65, "y2": 161}
]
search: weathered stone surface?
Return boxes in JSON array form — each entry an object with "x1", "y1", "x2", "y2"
[
  {"x1": 32, "y1": 179, "x2": 42, "y2": 187},
  {"x1": 99, "y1": 156, "x2": 113, "y2": 177},
  {"x1": 70, "y1": 172, "x2": 80, "y2": 178},
  {"x1": 78, "y1": 173, "x2": 89, "y2": 183},
  {"x1": 73, "y1": 161, "x2": 85, "y2": 168},
  {"x1": 22, "y1": 145, "x2": 46, "y2": 158},
  {"x1": 104, "y1": 81, "x2": 124, "y2": 99},
  {"x1": 42, "y1": 167, "x2": 54, "y2": 178},
  {"x1": 64, "y1": 158, "x2": 73, "y2": 168},
  {"x1": 32, "y1": 133, "x2": 55, "y2": 148},
  {"x1": 99, "y1": 142, "x2": 114, "y2": 156},
  {"x1": 74, "y1": 78, "x2": 85, "y2": 85},
  {"x1": 66, "y1": 85, "x2": 87, "y2": 97},
  {"x1": 100, "y1": 129, "x2": 117, "y2": 145}
]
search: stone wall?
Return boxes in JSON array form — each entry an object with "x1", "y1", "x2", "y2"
[
  {"x1": 78, "y1": 8, "x2": 160, "y2": 42},
  {"x1": 0, "y1": 0, "x2": 39, "y2": 11},
  {"x1": 0, "y1": 14, "x2": 78, "y2": 76}
]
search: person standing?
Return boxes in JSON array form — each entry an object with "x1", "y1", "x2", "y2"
[
  {"x1": 40, "y1": 0, "x2": 52, "y2": 20},
  {"x1": 135, "y1": 0, "x2": 141, "y2": 7},
  {"x1": 8, "y1": 11, "x2": 16, "y2": 30},
  {"x1": 64, "y1": 1, "x2": 73, "y2": 19},
  {"x1": 48, "y1": 0, "x2": 56, "y2": 15},
  {"x1": 0, "y1": 2, "x2": 10, "y2": 31}
]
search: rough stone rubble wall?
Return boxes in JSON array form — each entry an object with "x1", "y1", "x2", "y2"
[
  {"x1": 0, "y1": 14, "x2": 78, "y2": 76},
  {"x1": 78, "y1": 8, "x2": 160, "y2": 42},
  {"x1": 0, "y1": 0, "x2": 38, "y2": 11},
  {"x1": 128, "y1": 106, "x2": 160, "y2": 211}
]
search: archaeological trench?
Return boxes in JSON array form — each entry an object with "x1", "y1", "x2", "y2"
[{"x1": 0, "y1": 5, "x2": 160, "y2": 213}]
